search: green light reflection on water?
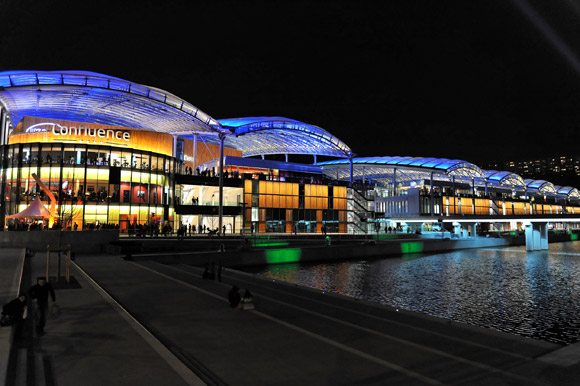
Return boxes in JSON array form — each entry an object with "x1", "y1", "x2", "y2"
[
  {"x1": 400, "y1": 241, "x2": 424, "y2": 254},
  {"x1": 265, "y1": 248, "x2": 302, "y2": 264}
]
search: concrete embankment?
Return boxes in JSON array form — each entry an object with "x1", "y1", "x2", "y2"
[
  {"x1": 127, "y1": 236, "x2": 522, "y2": 268},
  {"x1": 3, "y1": 229, "x2": 578, "y2": 269},
  {"x1": 0, "y1": 230, "x2": 119, "y2": 253}
]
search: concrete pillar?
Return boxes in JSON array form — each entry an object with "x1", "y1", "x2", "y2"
[
  {"x1": 193, "y1": 134, "x2": 198, "y2": 172},
  {"x1": 362, "y1": 167, "x2": 365, "y2": 185},
  {"x1": 472, "y1": 178, "x2": 476, "y2": 214},
  {"x1": 430, "y1": 172, "x2": 434, "y2": 216},
  {"x1": 524, "y1": 221, "x2": 549, "y2": 251},
  {"x1": 393, "y1": 168, "x2": 397, "y2": 196},
  {"x1": 453, "y1": 222, "x2": 461, "y2": 238},
  {"x1": 461, "y1": 222, "x2": 471, "y2": 238},
  {"x1": 0, "y1": 108, "x2": 5, "y2": 145},
  {"x1": 349, "y1": 157, "x2": 353, "y2": 187}
]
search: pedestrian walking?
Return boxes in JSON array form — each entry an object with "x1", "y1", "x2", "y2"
[
  {"x1": 29, "y1": 277, "x2": 56, "y2": 335},
  {"x1": 228, "y1": 285, "x2": 241, "y2": 308}
]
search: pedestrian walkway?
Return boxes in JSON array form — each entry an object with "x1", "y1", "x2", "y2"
[
  {"x1": 75, "y1": 254, "x2": 580, "y2": 386},
  {"x1": 4, "y1": 250, "x2": 202, "y2": 386},
  {"x1": 5, "y1": 251, "x2": 580, "y2": 385},
  {"x1": 0, "y1": 248, "x2": 25, "y2": 386}
]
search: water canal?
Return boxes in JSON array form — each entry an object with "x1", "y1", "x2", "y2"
[{"x1": 245, "y1": 241, "x2": 580, "y2": 345}]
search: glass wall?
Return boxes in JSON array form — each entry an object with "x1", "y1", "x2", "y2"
[
  {"x1": 243, "y1": 179, "x2": 348, "y2": 233},
  {"x1": 2, "y1": 142, "x2": 174, "y2": 231}
]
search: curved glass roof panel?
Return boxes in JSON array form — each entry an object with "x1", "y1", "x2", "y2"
[
  {"x1": 555, "y1": 186, "x2": 580, "y2": 198},
  {"x1": 217, "y1": 117, "x2": 352, "y2": 158},
  {"x1": 0, "y1": 70, "x2": 222, "y2": 135},
  {"x1": 316, "y1": 156, "x2": 487, "y2": 184},
  {"x1": 484, "y1": 170, "x2": 526, "y2": 187},
  {"x1": 524, "y1": 179, "x2": 557, "y2": 194},
  {"x1": 409, "y1": 157, "x2": 439, "y2": 167}
]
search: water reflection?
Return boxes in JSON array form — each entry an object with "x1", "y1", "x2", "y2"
[{"x1": 247, "y1": 243, "x2": 580, "y2": 345}]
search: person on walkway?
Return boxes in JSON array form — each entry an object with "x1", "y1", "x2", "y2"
[
  {"x1": 228, "y1": 285, "x2": 241, "y2": 308},
  {"x1": 1, "y1": 293, "x2": 27, "y2": 335},
  {"x1": 29, "y1": 277, "x2": 55, "y2": 335}
]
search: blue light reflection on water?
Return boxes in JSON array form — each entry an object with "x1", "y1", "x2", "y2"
[{"x1": 247, "y1": 243, "x2": 580, "y2": 344}]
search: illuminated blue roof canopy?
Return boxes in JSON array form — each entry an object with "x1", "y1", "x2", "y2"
[
  {"x1": 484, "y1": 170, "x2": 526, "y2": 187},
  {"x1": 215, "y1": 117, "x2": 352, "y2": 158},
  {"x1": 524, "y1": 179, "x2": 557, "y2": 195},
  {"x1": 0, "y1": 70, "x2": 222, "y2": 135},
  {"x1": 316, "y1": 156, "x2": 487, "y2": 185},
  {"x1": 555, "y1": 186, "x2": 580, "y2": 198}
]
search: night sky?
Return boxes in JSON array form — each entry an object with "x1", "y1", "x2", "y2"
[{"x1": 2, "y1": 0, "x2": 580, "y2": 164}]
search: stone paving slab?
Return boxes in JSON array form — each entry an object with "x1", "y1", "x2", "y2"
[
  {"x1": 0, "y1": 248, "x2": 25, "y2": 386},
  {"x1": 8, "y1": 251, "x2": 203, "y2": 386},
  {"x1": 75, "y1": 254, "x2": 580, "y2": 386}
]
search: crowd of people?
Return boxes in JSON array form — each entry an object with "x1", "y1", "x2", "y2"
[{"x1": 6, "y1": 221, "x2": 119, "y2": 231}]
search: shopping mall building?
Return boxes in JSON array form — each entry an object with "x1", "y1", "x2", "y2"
[{"x1": 1, "y1": 71, "x2": 580, "y2": 235}]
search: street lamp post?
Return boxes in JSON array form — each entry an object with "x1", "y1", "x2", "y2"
[{"x1": 218, "y1": 132, "x2": 225, "y2": 237}]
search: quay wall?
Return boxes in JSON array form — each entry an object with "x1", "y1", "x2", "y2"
[
  {"x1": 129, "y1": 237, "x2": 522, "y2": 268},
  {"x1": 0, "y1": 230, "x2": 119, "y2": 253}
]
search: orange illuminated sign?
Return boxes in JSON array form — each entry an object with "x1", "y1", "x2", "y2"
[{"x1": 10, "y1": 117, "x2": 174, "y2": 156}]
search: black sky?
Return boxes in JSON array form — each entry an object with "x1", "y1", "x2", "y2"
[{"x1": 2, "y1": 0, "x2": 580, "y2": 164}]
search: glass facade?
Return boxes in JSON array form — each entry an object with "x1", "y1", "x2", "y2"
[
  {"x1": 243, "y1": 180, "x2": 348, "y2": 233},
  {"x1": 1, "y1": 142, "x2": 177, "y2": 231}
]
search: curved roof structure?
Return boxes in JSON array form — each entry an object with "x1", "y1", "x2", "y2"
[
  {"x1": 0, "y1": 70, "x2": 222, "y2": 135},
  {"x1": 317, "y1": 156, "x2": 487, "y2": 185},
  {"x1": 484, "y1": 170, "x2": 526, "y2": 187},
  {"x1": 216, "y1": 117, "x2": 352, "y2": 158},
  {"x1": 555, "y1": 186, "x2": 580, "y2": 199},
  {"x1": 524, "y1": 179, "x2": 557, "y2": 195}
]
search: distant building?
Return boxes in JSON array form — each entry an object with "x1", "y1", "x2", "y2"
[{"x1": 483, "y1": 156, "x2": 580, "y2": 183}]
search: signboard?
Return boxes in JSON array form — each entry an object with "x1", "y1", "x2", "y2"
[{"x1": 10, "y1": 117, "x2": 173, "y2": 156}]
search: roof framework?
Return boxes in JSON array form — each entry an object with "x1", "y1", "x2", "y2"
[
  {"x1": 215, "y1": 117, "x2": 353, "y2": 158},
  {"x1": 555, "y1": 186, "x2": 580, "y2": 199},
  {"x1": 0, "y1": 72, "x2": 578, "y2": 200},
  {"x1": 318, "y1": 158, "x2": 580, "y2": 200},
  {"x1": 317, "y1": 156, "x2": 487, "y2": 186},
  {"x1": 524, "y1": 179, "x2": 557, "y2": 195},
  {"x1": 0, "y1": 71, "x2": 222, "y2": 135},
  {"x1": 484, "y1": 170, "x2": 526, "y2": 188}
]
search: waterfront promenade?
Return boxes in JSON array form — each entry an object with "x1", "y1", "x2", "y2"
[{"x1": 3, "y1": 246, "x2": 580, "y2": 385}]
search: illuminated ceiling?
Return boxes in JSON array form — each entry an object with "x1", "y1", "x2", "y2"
[
  {"x1": 0, "y1": 70, "x2": 222, "y2": 135},
  {"x1": 317, "y1": 156, "x2": 487, "y2": 185},
  {"x1": 0, "y1": 72, "x2": 351, "y2": 158},
  {"x1": 190, "y1": 117, "x2": 353, "y2": 158},
  {"x1": 484, "y1": 170, "x2": 526, "y2": 188}
]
